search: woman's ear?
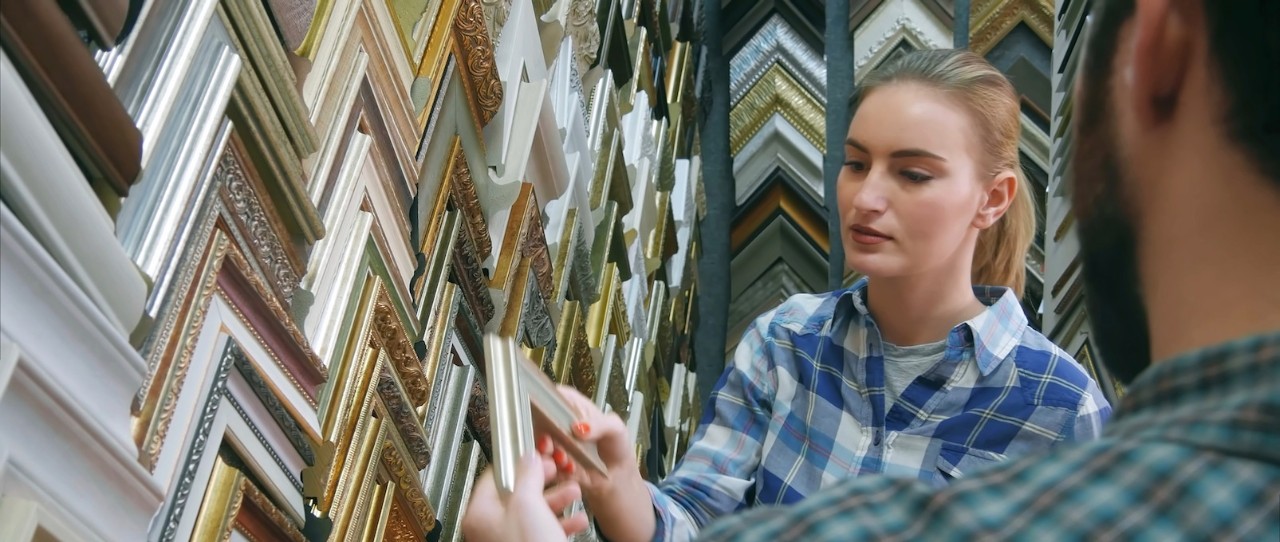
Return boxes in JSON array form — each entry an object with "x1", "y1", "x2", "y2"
[{"x1": 974, "y1": 171, "x2": 1017, "y2": 229}]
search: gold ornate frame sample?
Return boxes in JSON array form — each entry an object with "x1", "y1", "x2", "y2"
[
  {"x1": 317, "y1": 274, "x2": 436, "y2": 538},
  {"x1": 132, "y1": 141, "x2": 327, "y2": 473},
  {"x1": 409, "y1": 0, "x2": 503, "y2": 132},
  {"x1": 216, "y1": 0, "x2": 324, "y2": 245},
  {"x1": 492, "y1": 183, "x2": 557, "y2": 344},
  {"x1": 552, "y1": 299, "x2": 597, "y2": 397},
  {"x1": 190, "y1": 455, "x2": 308, "y2": 542},
  {"x1": 414, "y1": 137, "x2": 494, "y2": 331},
  {"x1": 969, "y1": 0, "x2": 1054, "y2": 56},
  {"x1": 728, "y1": 64, "x2": 824, "y2": 157},
  {"x1": 154, "y1": 331, "x2": 322, "y2": 542}
]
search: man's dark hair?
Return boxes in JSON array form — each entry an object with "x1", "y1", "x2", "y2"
[{"x1": 1090, "y1": 0, "x2": 1280, "y2": 186}]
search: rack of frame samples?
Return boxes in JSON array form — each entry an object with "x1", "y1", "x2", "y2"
[{"x1": 0, "y1": 0, "x2": 705, "y2": 540}]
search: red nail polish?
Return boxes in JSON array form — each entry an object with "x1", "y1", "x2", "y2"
[
  {"x1": 565, "y1": 461, "x2": 575, "y2": 474},
  {"x1": 572, "y1": 422, "x2": 590, "y2": 437},
  {"x1": 553, "y1": 449, "x2": 567, "y2": 465},
  {"x1": 537, "y1": 435, "x2": 553, "y2": 453}
]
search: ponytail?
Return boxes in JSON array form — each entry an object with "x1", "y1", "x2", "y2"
[{"x1": 972, "y1": 167, "x2": 1036, "y2": 298}]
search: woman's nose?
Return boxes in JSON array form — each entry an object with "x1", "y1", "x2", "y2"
[{"x1": 850, "y1": 172, "x2": 888, "y2": 213}]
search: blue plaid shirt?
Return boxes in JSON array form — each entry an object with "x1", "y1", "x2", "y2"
[
  {"x1": 647, "y1": 279, "x2": 1111, "y2": 541},
  {"x1": 699, "y1": 332, "x2": 1280, "y2": 541}
]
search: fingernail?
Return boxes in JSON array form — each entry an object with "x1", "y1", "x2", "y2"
[
  {"x1": 553, "y1": 449, "x2": 567, "y2": 466},
  {"x1": 565, "y1": 461, "x2": 575, "y2": 474},
  {"x1": 537, "y1": 435, "x2": 553, "y2": 453},
  {"x1": 571, "y1": 422, "x2": 590, "y2": 437}
]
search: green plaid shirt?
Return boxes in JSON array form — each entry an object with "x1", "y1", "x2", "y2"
[{"x1": 699, "y1": 332, "x2": 1280, "y2": 541}]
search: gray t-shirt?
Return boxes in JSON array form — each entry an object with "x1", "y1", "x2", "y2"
[{"x1": 882, "y1": 340, "x2": 948, "y2": 404}]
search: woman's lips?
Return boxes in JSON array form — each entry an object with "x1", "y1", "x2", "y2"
[{"x1": 850, "y1": 225, "x2": 892, "y2": 245}]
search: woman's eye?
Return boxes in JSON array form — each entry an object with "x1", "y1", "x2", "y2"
[
  {"x1": 902, "y1": 170, "x2": 933, "y2": 182},
  {"x1": 844, "y1": 160, "x2": 866, "y2": 172}
]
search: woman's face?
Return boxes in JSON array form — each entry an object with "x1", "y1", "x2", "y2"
[{"x1": 838, "y1": 83, "x2": 994, "y2": 281}]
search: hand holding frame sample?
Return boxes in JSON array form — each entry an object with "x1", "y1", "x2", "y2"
[{"x1": 484, "y1": 333, "x2": 608, "y2": 494}]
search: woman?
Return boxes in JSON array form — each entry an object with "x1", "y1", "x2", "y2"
[{"x1": 465, "y1": 49, "x2": 1111, "y2": 542}]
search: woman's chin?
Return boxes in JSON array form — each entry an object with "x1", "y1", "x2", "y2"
[{"x1": 844, "y1": 254, "x2": 900, "y2": 278}]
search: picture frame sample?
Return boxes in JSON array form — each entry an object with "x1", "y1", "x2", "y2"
[{"x1": 484, "y1": 333, "x2": 607, "y2": 494}]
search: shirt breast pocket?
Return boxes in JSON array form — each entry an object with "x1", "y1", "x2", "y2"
[{"x1": 935, "y1": 442, "x2": 1008, "y2": 484}]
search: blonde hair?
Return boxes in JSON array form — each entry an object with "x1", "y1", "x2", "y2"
[{"x1": 850, "y1": 49, "x2": 1036, "y2": 297}]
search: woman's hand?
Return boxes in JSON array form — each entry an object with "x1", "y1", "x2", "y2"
[
  {"x1": 461, "y1": 452, "x2": 589, "y2": 542},
  {"x1": 553, "y1": 385, "x2": 658, "y2": 542},
  {"x1": 555, "y1": 385, "x2": 637, "y2": 492}
]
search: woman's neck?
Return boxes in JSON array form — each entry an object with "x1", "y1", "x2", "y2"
[{"x1": 865, "y1": 272, "x2": 987, "y2": 346}]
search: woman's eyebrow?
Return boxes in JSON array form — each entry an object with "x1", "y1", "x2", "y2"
[{"x1": 845, "y1": 138, "x2": 946, "y2": 162}]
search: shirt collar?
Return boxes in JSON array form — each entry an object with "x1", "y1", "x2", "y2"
[{"x1": 839, "y1": 278, "x2": 1027, "y2": 376}]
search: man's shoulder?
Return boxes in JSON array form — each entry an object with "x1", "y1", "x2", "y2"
[{"x1": 699, "y1": 436, "x2": 1280, "y2": 541}]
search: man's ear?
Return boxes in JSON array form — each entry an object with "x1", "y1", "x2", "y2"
[
  {"x1": 1127, "y1": 0, "x2": 1192, "y2": 125},
  {"x1": 974, "y1": 171, "x2": 1017, "y2": 230}
]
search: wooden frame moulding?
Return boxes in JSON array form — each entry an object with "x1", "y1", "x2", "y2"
[
  {"x1": 623, "y1": 25, "x2": 655, "y2": 113},
  {"x1": 665, "y1": 40, "x2": 694, "y2": 153},
  {"x1": 409, "y1": 0, "x2": 462, "y2": 118},
  {"x1": 151, "y1": 330, "x2": 323, "y2": 541},
  {"x1": 594, "y1": 334, "x2": 630, "y2": 417},
  {"x1": 0, "y1": 0, "x2": 142, "y2": 204},
  {"x1": 353, "y1": 78, "x2": 420, "y2": 282},
  {"x1": 587, "y1": 258, "x2": 631, "y2": 351},
  {"x1": 376, "y1": 438, "x2": 437, "y2": 539},
  {"x1": 644, "y1": 189, "x2": 677, "y2": 272},
  {"x1": 552, "y1": 300, "x2": 598, "y2": 397},
  {"x1": 312, "y1": 215, "x2": 422, "y2": 412},
  {"x1": 652, "y1": 279, "x2": 676, "y2": 379},
  {"x1": 303, "y1": 0, "x2": 419, "y2": 197},
  {"x1": 190, "y1": 455, "x2": 307, "y2": 542},
  {"x1": 414, "y1": 210, "x2": 462, "y2": 332},
  {"x1": 449, "y1": 211, "x2": 496, "y2": 337},
  {"x1": 491, "y1": 183, "x2": 557, "y2": 340},
  {"x1": 332, "y1": 391, "x2": 389, "y2": 541},
  {"x1": 415, "y1": 137, "x2": 493, "y2": 319},
  {"x1": 586, "y1": 263, "x2": 618, "y2": 349},
  {"x1": 590, "y1": 201, "x2": 631, "y2": 285},
  {"x1": 551, "y1": 207, "x2": 602, "y2": 306},
  {"x1": 595, "y1": 0, "x2": 633, "y2": 86},
  {"x1": 591, "y1": 129, "x2": 635, "y2": 215},
  {"x1": 969, "y1": 0, "x2": 1054, "y2": 56},
  {"x1": 338, "y1": 395, "x2": 433, "y2": 541},
  {"x1": 484, "y1": 185, "x2": 558, "y2": 367},
  {"x1": 217, "y1": 137, "x2": 306, "y2": 304},
  {"x1": 216, "y1": 0, "x2": 325, "y2": 245},
  {"x1": 318, "y1": 275, "x2": 435, "y2": 534},
  {"x1": 551, "y1": 208, "x2": 580, "y2": 305},
  {"x1": 465, "y1": 377, "x2": 494, "y2": 463},
  {"x1": 132, "y1": 157, "x2": 327, "y2": 471},
  {"x1": 587, "y1": 71, "x2": 620, "y2": 197},
  {"x1": 421, "y1": 339, "x2": 479, "y2": 516},
  {"x1": 318, "y1": 275, "x2": 382, "y2": 514},
  {"x1": 421, "y1": 281, "x2": 462, "y2": 440},
  {"x1": 451, "y1": 273, "x2": 487, "y2": 381},
  {"x1": 410, "y1": 0, "x2": 503, "y2": 134}
]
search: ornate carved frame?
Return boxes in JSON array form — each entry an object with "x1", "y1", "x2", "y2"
[
  {"x1": 319, "y1": 275, "x2": 436, "y2": 537},
  {"x1": 133, "y1": 142, "x2": 327, "y2": 473}
]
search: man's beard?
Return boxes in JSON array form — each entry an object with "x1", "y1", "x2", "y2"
[{"x1": 1071, "y1": 75, "x2": 1153, "y2": 385}]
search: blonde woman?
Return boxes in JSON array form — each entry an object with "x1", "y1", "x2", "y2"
[{"x1": 464, "y1": 49, "x2": 1111, "y2": 542}]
